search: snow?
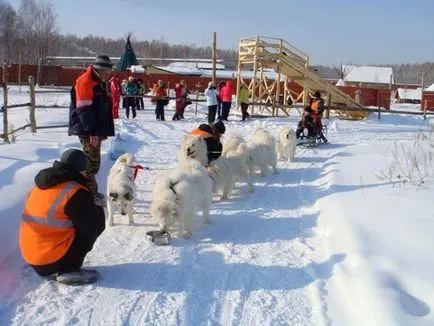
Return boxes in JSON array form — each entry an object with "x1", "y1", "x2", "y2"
[
  {"x1": 344, "y1": 65, "x2": 394, "y2": 84},
  {"x1": 1, "y1": 86, "x2": 434, "y2": 325},
  {"x1": 397, "y1": 88, "x2": 422, "y2": 101}
]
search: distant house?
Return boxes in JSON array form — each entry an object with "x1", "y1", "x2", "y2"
[
  {"x1": 343, "y1": 65, "x2": 394, "y2": 88},
  {"x1": 396, "y1": 88, "x2": 422, "y2": 103}
]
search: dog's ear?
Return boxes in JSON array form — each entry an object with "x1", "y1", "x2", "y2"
[
  {"x1": 109, "y1": 192, "x2": 118, "y2": 199},
  {"x1": 124, "y1": 191, "x2": 134, "y2": 201}
]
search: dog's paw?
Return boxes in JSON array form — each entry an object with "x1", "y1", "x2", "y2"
[{"x1": 109, "y1": 221, "x2": 114, "y2": 227}]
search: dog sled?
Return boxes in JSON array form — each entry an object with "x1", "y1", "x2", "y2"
[{"x1": 296, "y1": 111, "x2": 328, "y2": 147}]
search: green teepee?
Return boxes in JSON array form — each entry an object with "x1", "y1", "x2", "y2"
[{"x1": 116, "y1": 36, "x2": 138, "y2": 71}]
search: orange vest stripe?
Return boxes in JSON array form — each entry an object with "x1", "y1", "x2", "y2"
[{"x1": 190, "y1": 128, "x2": 213, "y2": 139}]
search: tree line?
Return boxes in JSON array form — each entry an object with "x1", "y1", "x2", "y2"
[{"x1": 0, "y1": 0, "x2": 432, "y2": 85}]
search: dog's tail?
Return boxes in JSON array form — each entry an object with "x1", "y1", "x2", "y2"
[{"x1": 115, "y1": 153, "x2": 134, "y2": 165}]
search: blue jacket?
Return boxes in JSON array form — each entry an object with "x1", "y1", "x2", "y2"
[
  {"x1": 205, "y1": 87, "x2": 219, "y2": 106},
  {"x1": 68, "y1": 66, "x2": 115, "y2": 137}
]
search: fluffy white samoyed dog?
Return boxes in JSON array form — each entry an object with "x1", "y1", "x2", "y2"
[
  {"x1": 246, "y1": 127, "x2": 279, "y2": 176},
  {"x1": 277, "y1": 126, "x2": 297, "y2": 163},
  {"x1": 107, "y1": 153, "x2": 137, "y2": 227},
  {"x1": 179, "y1": 134, "x2": 208, "y2": 168},
  {"x1": 150, "y1": 159, "x2": 213, "y2": 238}
]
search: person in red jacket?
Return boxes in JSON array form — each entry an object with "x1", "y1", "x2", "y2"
[
  {"x1": 219, "y1": 80, "x2": 234, "y2": 121},
  {"x1": 217, "y1": 81, "x2": 226, "y2": 120},
  {"x1": 172, "y1": 82, "x2": 184, "y2": 120},
  {"x1": 109, "y1": 75, "x2": 121, "y2": 119}
]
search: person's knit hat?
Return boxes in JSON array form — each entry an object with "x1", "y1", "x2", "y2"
[
  {"x1": 208, "y1": 81, "x2": 214, "y2": 88},
  {"x1": 214, "y1": 120, "x2": 226, "y2": 134},
  {"x1": 94, "y1": 55, "x2": 113, "y2": 69},
  {"x1": 60, "y1": 149, "x2": 88, "y2": 172}
]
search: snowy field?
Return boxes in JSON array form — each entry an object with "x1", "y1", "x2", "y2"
[{"x1": 0, "y1": 87, "x2": 433, "y2": 325}]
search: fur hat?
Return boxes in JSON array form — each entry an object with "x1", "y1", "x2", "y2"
[
  {"x1": 93, "y1": 55, "x2": 113, "y2": 69},
  {"x1": 60, "y1": 149, "x2": 87, "y2": 172},
  {"x1": 213, "y1": 120, "x2": 226, "y2": 135}
]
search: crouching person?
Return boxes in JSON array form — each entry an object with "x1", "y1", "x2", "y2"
[
  {"x1": 190, "y1": 120, "x2": 226, "y2": 163},
  {"x1": 19, "y1": 149, "x2": 105, "y2": 285}
]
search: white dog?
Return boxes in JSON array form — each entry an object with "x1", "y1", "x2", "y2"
[
  {"x1": 277, "y1": 126, "x2": 297, "y2": 163},
  {"x1": 222, "y1": 133, "x2": 246, "y2": 156},
  {"x1": 107, "y1": 153, "x2": 136, "y2": 227},
  {"x1": 246, "y1": 127, "x2": 279, "y2": 176},
  {"x1": 150, "y1": 159, "x2": 213, "y2": 238},
  {"x1": 179, "y1": 134, "x2": 208, "y2": 168}
]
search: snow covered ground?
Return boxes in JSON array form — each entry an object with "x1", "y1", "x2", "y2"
[{"x1": 0, "y1": 87, "x2": 433, "y2": 325}]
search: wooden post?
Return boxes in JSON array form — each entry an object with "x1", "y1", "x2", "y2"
[
  {"x1": 326, "y1": 93, "x2": 331, "y2": 119},
  {"x1": 423, "y1": 100, "x2": 427, "y2": 120},
  {"x1": 275, "y1": 39, "x2": 283, "y2": 116},
  {"x1": 212, "y1": 32, "x2": 217, "y2": 86},
  {"x1": 36, "y1": 58, "x2": 43, "y2": 86},
  {"x1": 420, "y1": 72, "x2": 425, "y2": 111},
  {"x1": 194, "y1": 82, "x2": 201, "y2": 116},
  {"x1": 29, "y1": 76, "x2": 37, "y2": 133},
  {"x1": 377, "y1": 85, "x2": 381, "y2": 120},
  {"x1": 2, "y1": 64, "x2": 10, "y2": 143},
  {"x1": 250, "y1": 36, "x2": 260, "y2": 116},
  {"x1": 18, "y1": 53, "x2": 22, "y2": 93}
]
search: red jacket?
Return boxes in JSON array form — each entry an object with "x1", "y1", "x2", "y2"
[{"x1": 219, "y1": 80, "x2": 234, "y2": 102}]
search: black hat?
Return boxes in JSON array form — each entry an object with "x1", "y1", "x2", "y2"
[
  {"x1": 314, "y1": 91, "x2": 321, "y2": 98},
  {"x1": 214, "y1": 120, "x2": 226, "y2": 134},
  {"x1": 94, "y1": 55, "x2": 113, "y2": 69},
  {"x1": 60, "y1": 149, "x2": 88, "y2": 172}
]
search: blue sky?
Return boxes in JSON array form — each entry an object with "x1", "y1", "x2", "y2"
[{"x1": 8, "y1": 0, "x2": 434, "y2": 65}]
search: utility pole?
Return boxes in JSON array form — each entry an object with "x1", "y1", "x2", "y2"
[{"x1": 212, "y1": 32, "x2": 217, "y2": 85}]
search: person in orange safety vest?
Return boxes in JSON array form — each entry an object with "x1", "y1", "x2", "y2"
[
  {"x1": 190, "y1": 120, "x2": 226, "y2": 163},
  {"x1": 19, "y1": 149, "x2": 105, "y2": 285}
]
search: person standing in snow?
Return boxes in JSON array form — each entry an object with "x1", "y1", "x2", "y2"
[
  {"x1": 19, "y1": 149, "x2": 105, "y2": 285},
  {"x1": 125, "y1": 76, "x2": 138, "y2": 119},
  {"x1": 109, "y1": 74, "x2": 121, "y2": 119},
  {"x1": 205, "y1": 81, "x2": 219, "y2": 123},
  {"x1": 219, "y1": 80, "x2": 234, "y2": 121},
  {"x1": 238, "y1": 83, "x2": 251, "y2": 121},
  {"x1": 153, "y1": 80, "x2": 168, "y2": 121},
  {"x1": 172, "y1": 81, "x2": 184, "y2": 120},
  {"x1": 190, "y1": 120, "x2": 226, "y2": 163},
  {"x1": 136, "y1": 78, "x2": 145, "y2": 110},
  {"x1": 217, "y1": 81, "x2": 226, "y2": 120},
  {"x1": 68, "y1": 55, "x2": 115, "y2": 205}
]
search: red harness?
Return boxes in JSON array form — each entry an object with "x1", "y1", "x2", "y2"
[{"x1": 129, "y1": 164, "x2": 145, "y2": 180}]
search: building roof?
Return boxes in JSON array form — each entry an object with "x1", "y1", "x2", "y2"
[
  {"x1": 397, "y1": 88, "x2": 422, "y2": 100},
  {"x1": 343, "y1": 65, "x2": 394, "y2": 84}
]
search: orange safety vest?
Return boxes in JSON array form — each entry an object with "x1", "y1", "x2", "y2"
[
  {"x1": 311, "y1": 99, "x2": 320, "y2": 113},
  {"x1": 19, "y1": 181, "x2": 88, "y2": 266},
  {"x1": 190, "y1": 128, "x2": 214, "y2": 139}
]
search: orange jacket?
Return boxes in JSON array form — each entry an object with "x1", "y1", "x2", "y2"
[
  {"x1": 190, "y1": 128, "x2": 214, "y2": 139},
  {"x1": 19, "y1": 181, "x2": 88, "y2": 266}
]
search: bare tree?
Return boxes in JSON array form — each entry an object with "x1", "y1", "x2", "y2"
[
  {"x1": 333, "y1": 63, "x2": 353, "y2": 80},
  {"x1": 16, "y1": 0, "x2": 57, "y2": 63},
  {"x1": 0, "y1": 0, "x2": 18, "y2": 63}
]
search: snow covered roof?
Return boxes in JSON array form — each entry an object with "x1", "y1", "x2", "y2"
[
  {"x1": 335, "y1": 78, "x2": 347, "y2": 86},
  {"x1": 425, "y1": 83, "x2": 434, "y2": 92},
  {"x1": 343, "y1": 65, "x2": 394, "y2": 84},
  {"x1": 397, "y1": 88, "x2": 422, "y2": 100}
]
